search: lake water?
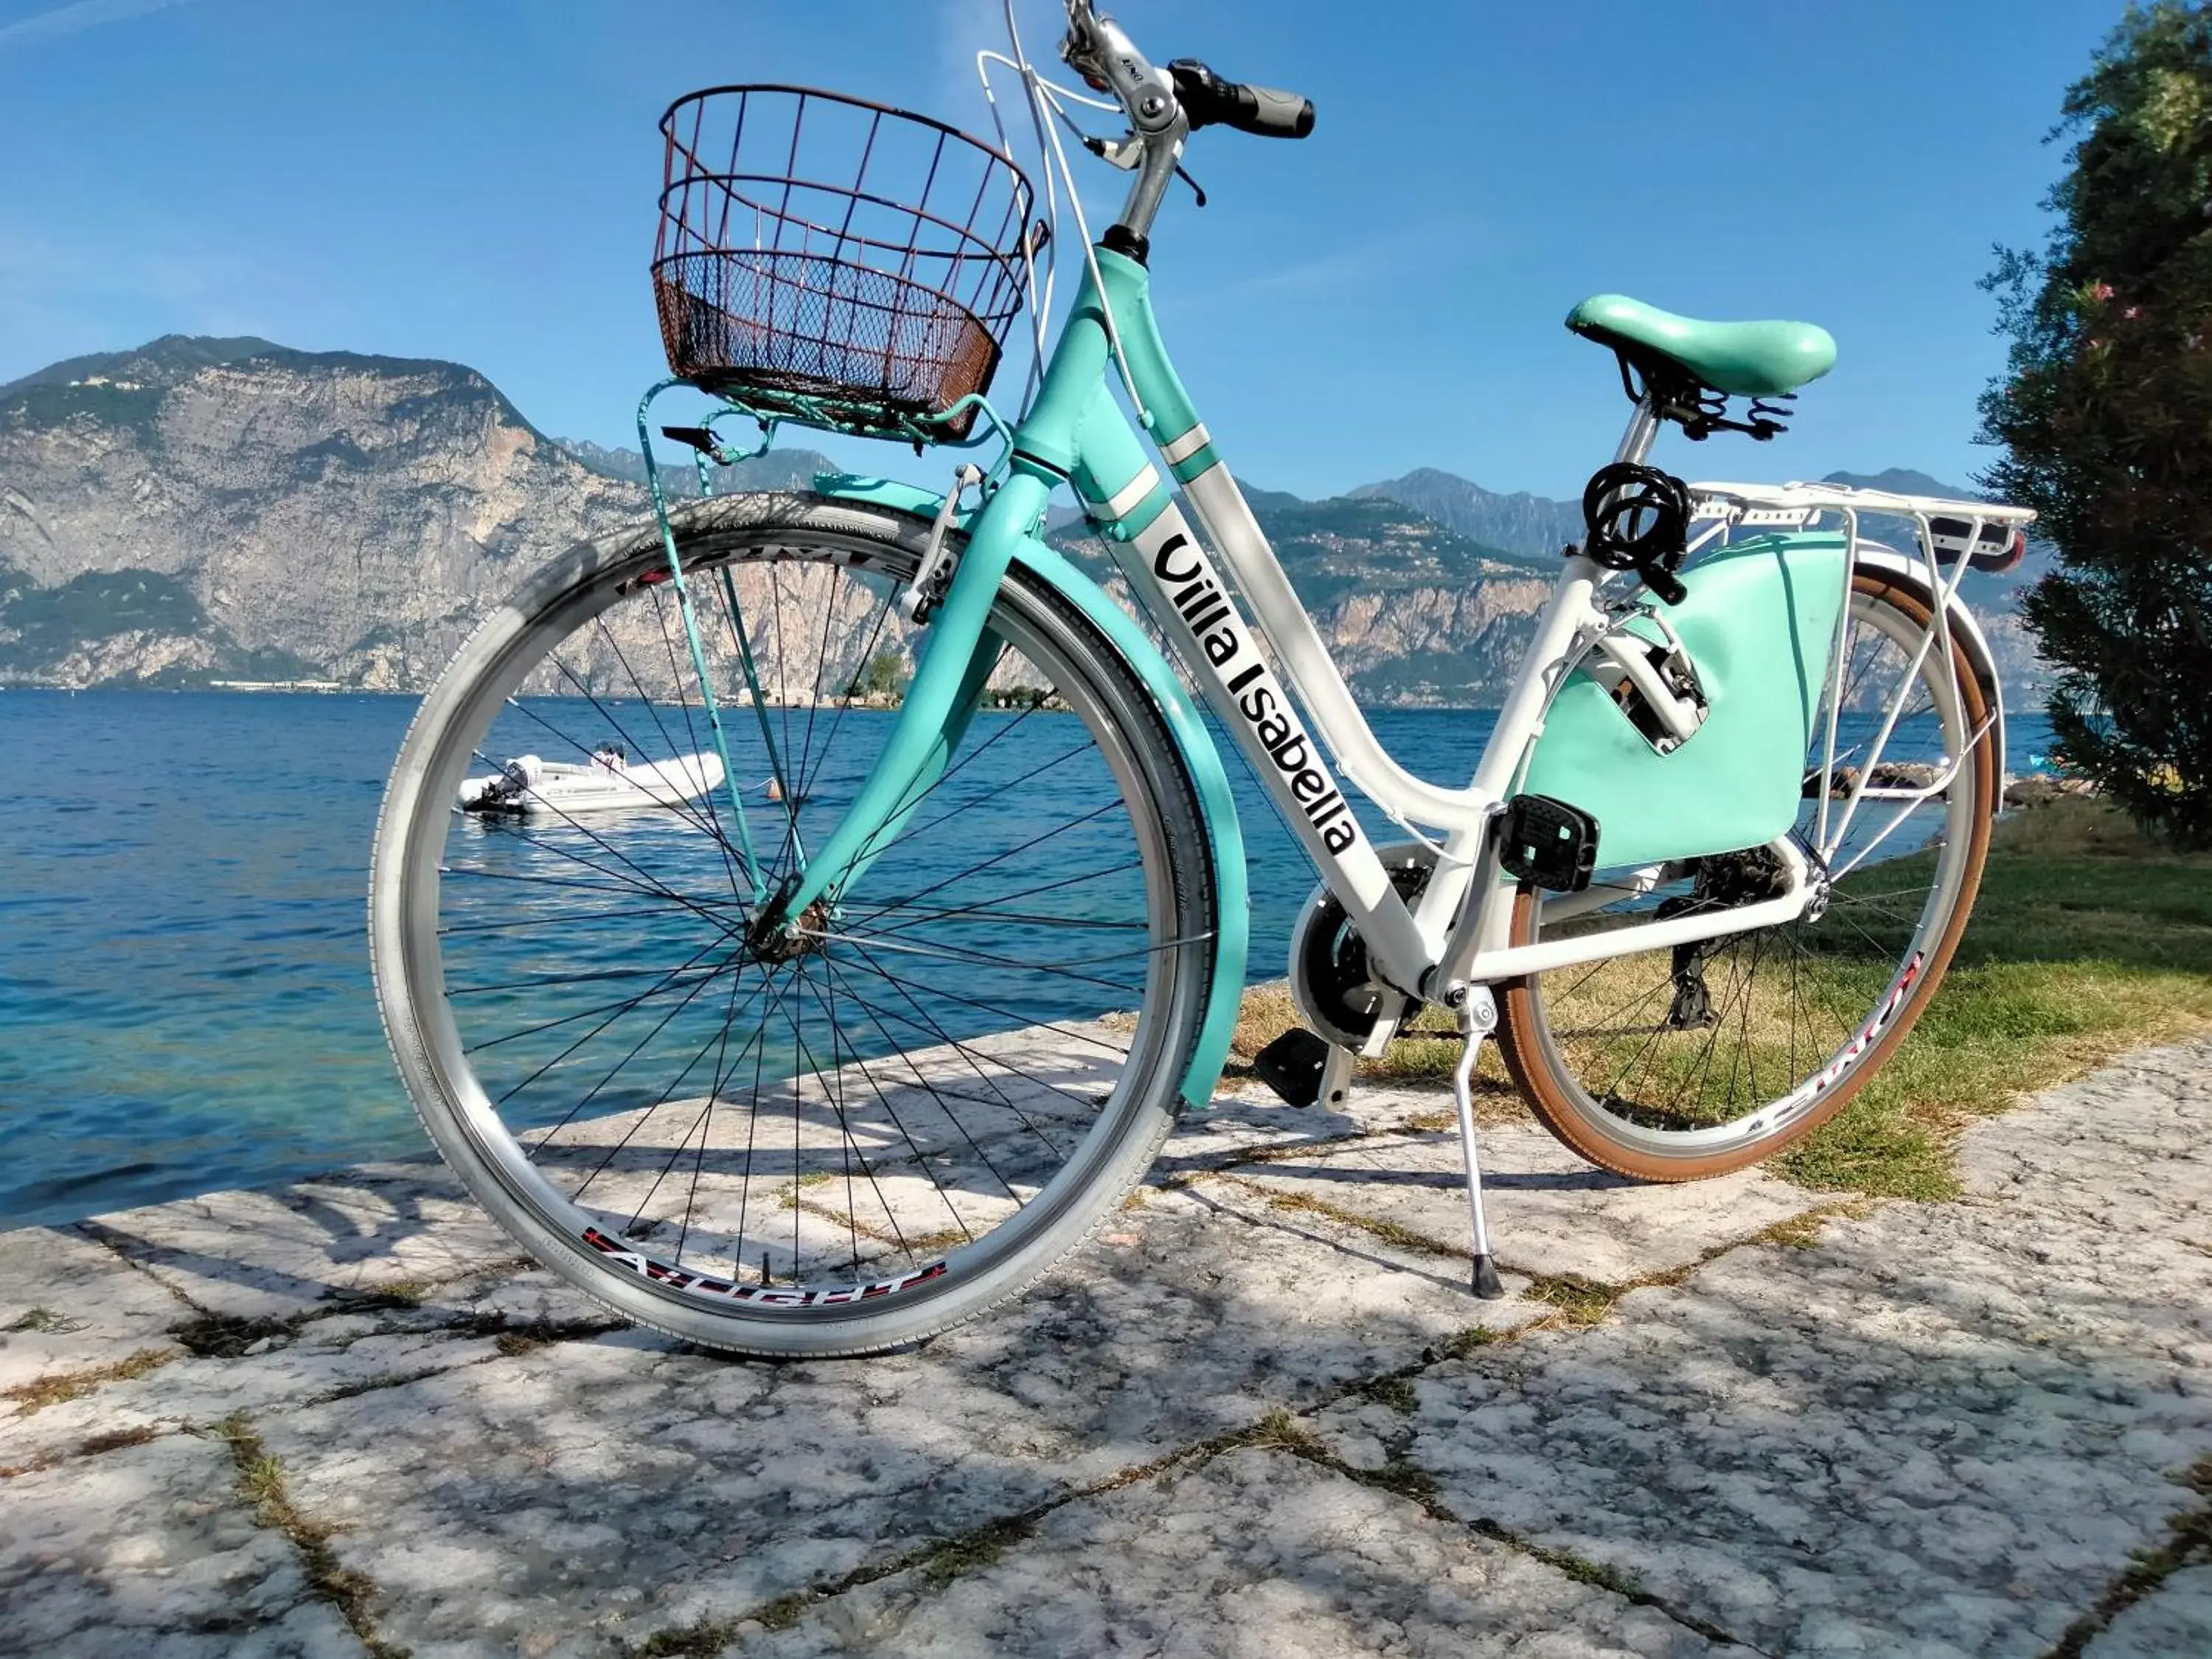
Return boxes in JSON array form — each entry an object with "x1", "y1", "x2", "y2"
[{"x1": 0, "y1": 689, "x2": 2055, "y2": 1230}]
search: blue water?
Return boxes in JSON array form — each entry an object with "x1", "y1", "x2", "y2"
[{"x1": 0, "y1": 689, "x2": 2054, "y2": 1230}]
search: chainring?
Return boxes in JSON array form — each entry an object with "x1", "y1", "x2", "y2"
[{"x1": 1288, "y1": 840, "x2": 1439, "y2": 1048}]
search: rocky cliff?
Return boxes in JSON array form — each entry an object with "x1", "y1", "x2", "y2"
[
  {"x1": 0, "y1": 337, "x2": 644, "y2": 689},
  {"x1": 0, "y1": 334, "x2": 2048, "y2": 707}
]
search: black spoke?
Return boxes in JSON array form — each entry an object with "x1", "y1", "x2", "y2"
[
  {"x1": 822, "y1": 951, "x2": 1064, "y2": 1195},
  {"x1": 403, "y1": 523, "x2": 1209, "y2": 1319},
  {"x1": 861, "y1": 858, "x2": 1146, "y2": 942},
  {"x1": 794, "y1": 572, "x2": 898, "y2": 806},
  {"x1": 844, "y1": 804, "x2": 1127, "y2": 932}
]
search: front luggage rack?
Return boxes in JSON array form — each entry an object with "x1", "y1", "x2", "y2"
[{"x1": 653, "y1": 86, "x2": 1038, "y2": 445}]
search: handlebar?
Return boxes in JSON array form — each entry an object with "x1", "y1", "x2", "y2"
[
  {"x1": 1057, "y1": 4, "x2": 1315, "y2": 251},
  {"x1": 1168, "y1": 60, "x2": 1315, "y2": 139},
  {"x1": 1061, "y1": 7, "x2": 1315, "y2": 143}
]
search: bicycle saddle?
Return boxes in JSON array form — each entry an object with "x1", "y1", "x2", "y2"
[{"x1": 1567, "y1": 294, "x2": 1837, "y2": 399}]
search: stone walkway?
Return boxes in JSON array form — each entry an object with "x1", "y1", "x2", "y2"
[{"x1": 4, "y1": 1040, "x2": 2211, "y2": 1658}]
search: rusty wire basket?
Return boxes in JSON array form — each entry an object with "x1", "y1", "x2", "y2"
[{"x1": 653, "y1": 86, "x2": 1037, "y2": 442}]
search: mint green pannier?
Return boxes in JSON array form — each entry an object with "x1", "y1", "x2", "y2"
[{"x1": 1521, "y1": 532, "x2": 1851, "y2": 871}]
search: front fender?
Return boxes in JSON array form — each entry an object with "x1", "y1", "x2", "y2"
[{"x1": 815, "y1": 473, "x2": 1248, "y2": 1110}]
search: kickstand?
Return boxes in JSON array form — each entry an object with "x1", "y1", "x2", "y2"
[{"x1": 1450, "y1": 985, "x2": 1507, "y2": 1300}]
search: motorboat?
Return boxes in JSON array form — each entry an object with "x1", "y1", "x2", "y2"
[{"x1": 457, "y1": 745, "x2": 725, "y2": 816}]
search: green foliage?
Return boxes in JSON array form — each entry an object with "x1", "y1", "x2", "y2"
[
  {"x1": 0, "y1": 568, "x2": 205, "y2": 667},
  {"x1": 1980, "y1": 1, "x2": 2212, "y2": 846},
  {"x1": 1, "y1": 380, "x2": 168, "y2": 446},
  {"x1": 844, "y1": 649, "x2": 906, "y2": 700}
]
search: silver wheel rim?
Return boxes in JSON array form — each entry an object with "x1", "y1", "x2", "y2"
[
  {"x1": 378, "y1": 524, "x2": 1200, "y2": 1328},
  {"x1": 1523, "y1": 588, "x2": 1984, "y2": 1161}
]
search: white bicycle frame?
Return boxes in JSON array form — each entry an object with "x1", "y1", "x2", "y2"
[
  {"x1": 973, "y1": 0, "x2": 2032, "y2": 1041},
  {"x1": 1123, "y1": 434, "x2": 2026, "y2": 1006}
]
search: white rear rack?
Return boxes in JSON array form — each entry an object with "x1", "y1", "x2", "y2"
[
  {"x1": 1686, "y1": 479, "x2": 2035, "y2": 579},
  {"x1": 1688, "y1": 479, "x2": 2037, "y2": 527}
]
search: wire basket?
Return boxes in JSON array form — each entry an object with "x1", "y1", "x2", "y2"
[{"x1": 653, "y1": 86, "x2": 1036, "y2": 442}]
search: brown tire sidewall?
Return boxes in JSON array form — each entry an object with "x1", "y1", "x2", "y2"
[{"x1": 1495, "y1": 572, "x2": 1996, "y2": 1183}]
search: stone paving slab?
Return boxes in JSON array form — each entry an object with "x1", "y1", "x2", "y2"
[
  {"x1": 4, "y1": 1038, "x2": 2211, "y2": 1656},
  {"x1": 1226, "y1": 1118, "x2": 1829, "y2": 1284},
  {"x1": 0, "y1": 1224, "x2": 189, "y2": 1391},
  {"x1": 250, "y1": 1186, "x2": 1492, "y2": 1657},
  {"x1": 0, "y1": 1295, "x2": 517, "y2": 1475},
  {"x1": 76, "y1": 1161, "x2": 524, "y2": 1322},
  {"x1": 736, "y1": 1445, "x2": 1725, "y2": 1658},
  {"x1": 2084, "y1": 1563, "x2": 2212, "y2": 1657},
  {"x1": 0, "y1": 1430, "x2": 367, "y2": 1658},
  {"x1": 1312, "y1": 1043, "x2": 2212, "y2": 1658}
]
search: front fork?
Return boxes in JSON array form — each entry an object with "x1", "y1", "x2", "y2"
[{"x1": 741, "y1": 466, "x2": 1051, "y2": 939}]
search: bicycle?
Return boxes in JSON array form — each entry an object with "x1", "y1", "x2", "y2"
[{"x1": 369, "y1": 1, "x2": 2034, "y2": 1357}]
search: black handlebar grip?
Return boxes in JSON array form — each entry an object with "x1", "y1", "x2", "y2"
[
  {"x1": 1169, "y1": 59, "x2": 1315, "y2": 139},
  {"x1": 1231, "y1": 83, "x2": 1315, "y2": 138}
]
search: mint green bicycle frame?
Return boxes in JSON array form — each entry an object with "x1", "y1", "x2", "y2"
[{"x1": 675, "y1": 240, "x2": 2008, "y2": 1110}]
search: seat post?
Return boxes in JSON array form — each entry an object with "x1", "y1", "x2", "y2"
[{"x1": 1614, "y1": 393, "x2": 1660, "y2": 467}]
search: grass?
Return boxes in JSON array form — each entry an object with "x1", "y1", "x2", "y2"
[
  {"x1": 1780, "y1": 799, "x2": 2212, "y2": 1197},
  {"x1": 2, "y1": 1348, "x2": 174, "y2": 1416},
  {"x1": 212, "y1": 1412, "x2": 411, "y2": 1659},
  {"x1": 1228, "y1": 982, "x2": 1523, "y2": 1099},
  {"x1": 1231, "y1": 798, "x2": 2212, "y2": 1201}
]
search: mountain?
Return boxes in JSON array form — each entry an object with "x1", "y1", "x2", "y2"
[
  {"x1": 0, "y1": 331, "x2": 2052, "y2": 712},
  {"x1": 1348, "y1": 467, "x2": 1584, "y2": 563},
  {"x1": 1818, "y1": 468, "x2": 2054, "y2": 706},
  {"x1": 1820, "y1": 467, "x2": 2057, "y2": 591},
  {"x1": 1050, "y1": 490, "x2": 1552, "y2": 706},
  {"x1": 0, "y1": 340, "x2": 641, "y2": 688},
  {"x1": 1346, "y1": 462, "x2": 2051, "y2": 704},
  {"x1": 0, "y1": 334, "x2": 288, "y2": 400},
  {"x1": 0, "y1": 334, "x2": 1561, "y2": 704},
  {"x1": 557, "y1": 436, "x2": 838, "y2": 499}
]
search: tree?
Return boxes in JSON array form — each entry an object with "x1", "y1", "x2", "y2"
[
  {"x1": 844, "y1": 649, "x2": 906, "y2": 702},
  {"x1": 1980, "y1": 1, "x2": 2212, "y2": 845}
]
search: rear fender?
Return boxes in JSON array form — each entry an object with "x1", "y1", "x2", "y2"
[
  {"x1": 1851, "y1": 545, "x2": 2008, "y2": 810},
  {"x1": 814, "y1": 474, "x2": 1249, "y2": 1110}
]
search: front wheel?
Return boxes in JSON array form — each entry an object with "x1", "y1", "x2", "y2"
[
  {"x1": 1496, "y1": 571, "x2": 1997, "y2": 1180},
  {"x1": 370, "y1": 494, "x2": 1217, "y2": 1356}
]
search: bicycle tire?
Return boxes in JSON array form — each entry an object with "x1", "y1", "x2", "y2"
[
  {"x1": 369, "y1": 493, "x2": 1216, "y2": 1355},
  {"x1": 1496, "y1": 570, "x2": 1996, "y2": 1180}
]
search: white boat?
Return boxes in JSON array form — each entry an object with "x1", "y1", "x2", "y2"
[{"x1": 457, "y1": 745, "x2": 726, "y2": 816}]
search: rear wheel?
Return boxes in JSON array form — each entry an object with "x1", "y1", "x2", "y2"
[
  {"x1": 370, "y1": 494, "x2": 1216, "y2": 1355},
  {"x1": 1497, "y1": 571, "x2": 1995, "y2": 1180}
]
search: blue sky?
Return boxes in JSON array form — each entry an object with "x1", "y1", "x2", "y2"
[{"x1": 0, "y1": 0, "x2": 2121, "y2": 501}]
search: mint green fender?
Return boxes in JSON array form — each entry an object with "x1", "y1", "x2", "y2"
[
  {"x1": 815, "y1": 474, "x2": 1249, "y2": 1113},
  {"x1": 1523, "y1": 532, "x2": 1851, "y2": 869}
]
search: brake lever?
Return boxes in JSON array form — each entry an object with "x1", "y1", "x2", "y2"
[
  {"x1": 1082, "y1": 133, "x2": 1144, "y2": 171},
  {"x1": 1175, "y1": 161, "x2": 1206, "y2": 208}
]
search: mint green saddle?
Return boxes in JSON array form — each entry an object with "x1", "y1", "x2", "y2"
[{"x1": 1567, "y1": 294, "x2": 1837, "y2": 398}]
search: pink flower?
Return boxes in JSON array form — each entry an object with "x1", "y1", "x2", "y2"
[
  {"x1": 2124, "y1": 305, "x2": 2141, "y2": 319},
  {"x1": 2090, "y1": 281, "x2": 2115, "y2": 302}
]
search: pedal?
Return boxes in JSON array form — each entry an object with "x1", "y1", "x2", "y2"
[
  {"x1": 1499, "y1": 794, "x2": 1599, "y2": 892},
  {"x1": 1252, "y1": 1028, "x2": 1333, "y2": 1107}
]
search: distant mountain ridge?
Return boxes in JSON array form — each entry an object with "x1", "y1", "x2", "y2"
[
  {"x1": 1349, "y1": 467, "x2": 1585, "y2": 563},
  {"x1": 0, "y1": 332, "x2": 2049, "y2": 705},
  {"x1": 556, "y1": 436, "x2": 838, "y2": 498},
  {"x1": 0, "y1": 334, "x2": 288, "y2": 400}
]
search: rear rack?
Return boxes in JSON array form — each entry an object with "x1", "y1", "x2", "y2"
[{"x1": 1688, "y1": 480, "x2": 2036, "y2": 573}]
